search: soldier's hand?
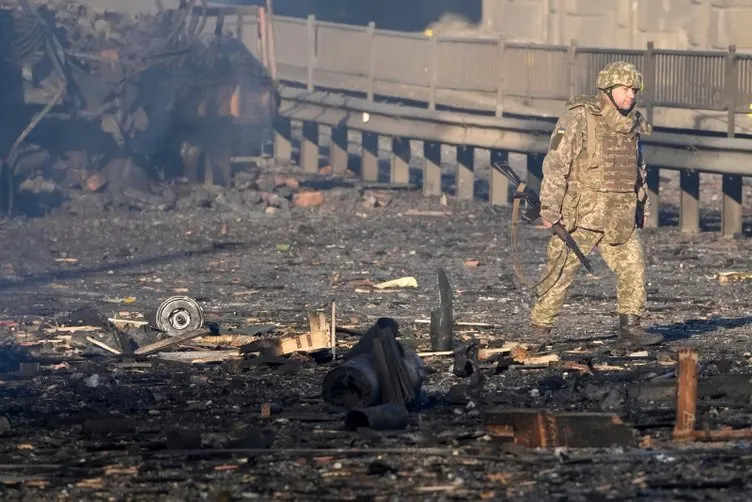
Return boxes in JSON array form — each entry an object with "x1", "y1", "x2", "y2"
[
  {"x1": 636, "y1": 211, "x2": 649, "y2": 229},
  {"x1": 541, "y1": 217, "x2": 554, "y2": 229}
]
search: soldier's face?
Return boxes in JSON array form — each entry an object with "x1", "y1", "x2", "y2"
[{"x1": 610, "y1": 85, "x2": 638, "y2": 111}]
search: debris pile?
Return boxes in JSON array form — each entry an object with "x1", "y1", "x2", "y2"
[
  {"x1": 49, "y1": 167, "x2": 326, "y2": 216},
  {"x1": 0, "y1": 0, "x2": 276, "y2": 215},
  {"x1": 4, "y1": 264, "x2": 752, "y2": 498}
]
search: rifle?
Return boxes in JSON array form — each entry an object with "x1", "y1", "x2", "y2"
[{"x1": 491, "y1": 162, "x2": 594, "y2": 276}]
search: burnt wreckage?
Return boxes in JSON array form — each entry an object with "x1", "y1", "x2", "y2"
[{"x1": 0, "y1": 0, "x2": 276, "y2": 214}]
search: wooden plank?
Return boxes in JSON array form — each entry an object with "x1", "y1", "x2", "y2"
[
  {"x1": 673, "y1": 347, "x2": 698, "y2": 441},
  {"x1": 134, "y1": 329, "x2": 213, "y2": 356},
  {"x1": 307, "y1": 311, "x2": 329, "y2": 333},
  {"x1": 158, "y1": 350, "x2": 242, "y2": 363},
  {"x1": 418, "y1": 341, "x2": 532, "y2": 360},
  {"x1": 277, "y1": 329, "x2": 330, "y2": 355},
  {"x1": 191, "y1": 334, "x2": 261, "y2": 348},
  {"x1": 483, "y1": 409, "x2": 636, "y2": 448},
  {"x1": 86, "y1": 336, "x2": 122, "y2": 355}
]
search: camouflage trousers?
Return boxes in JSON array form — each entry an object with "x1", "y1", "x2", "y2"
[{"x1": 530, "y1": 227, "x2": 646, "y2": 328}]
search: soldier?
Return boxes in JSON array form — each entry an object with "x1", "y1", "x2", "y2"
[{"x1": 528, "y1": 61, "x2": 664, "y2": 348}]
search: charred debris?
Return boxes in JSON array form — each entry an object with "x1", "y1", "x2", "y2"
[
  {"x1": 3, "y1": 267, "x2": 752, "y2": 453},
  {"x1": 0, "y1": 0, "x2": 277, "y2": 216},
  {"x1": 1, "y1": 2, "x2": 752, "y2": 498}
]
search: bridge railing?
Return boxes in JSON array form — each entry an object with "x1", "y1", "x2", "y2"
[
  {"x1": 223, "y1": 10, "x2": 752, "y2": 238},
  {"x1": 271, "y1": 15, "x2": 752, "y2": 125}
]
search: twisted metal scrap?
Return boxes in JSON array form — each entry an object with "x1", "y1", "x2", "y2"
[{"x1": 1, "y1": 0, "x2": 212, "y2": 213}]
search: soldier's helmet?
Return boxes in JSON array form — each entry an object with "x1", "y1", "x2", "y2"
[{"x1": 596, "y1": 61, "x2": 643, "y2": 91}]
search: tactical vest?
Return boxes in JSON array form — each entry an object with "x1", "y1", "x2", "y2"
[{"x1": 568, "y1": 98, "x2": 639, "y2": 193}]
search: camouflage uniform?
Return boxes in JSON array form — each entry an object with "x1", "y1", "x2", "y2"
[{"x1": 528, "y1": 61, "x2": 663, "y2": 347}]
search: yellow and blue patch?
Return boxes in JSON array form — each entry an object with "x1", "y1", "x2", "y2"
[{"x1": 550, "y1": 127, "x2": 566, "y2": 150}]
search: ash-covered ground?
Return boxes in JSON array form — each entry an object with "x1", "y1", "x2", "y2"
[{"x1": 1, "y1": 155, "x2": 752, "y2": 501}]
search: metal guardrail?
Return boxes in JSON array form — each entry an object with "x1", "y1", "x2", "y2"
[
  {"x1": 278, "y1": 86, "x2": 752, "y2": 175},
  {"x1": 230, "y1": 10, "x2": 752, "y2": 238}
]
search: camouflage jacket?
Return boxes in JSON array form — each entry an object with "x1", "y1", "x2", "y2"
[{"x1": 539, "y1": 94, "x2": 652, "y2": 241}]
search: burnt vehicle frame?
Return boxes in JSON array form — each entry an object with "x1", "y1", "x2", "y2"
[{"x1": 0, "y1": 0, "x2": 278, "y2": 215}]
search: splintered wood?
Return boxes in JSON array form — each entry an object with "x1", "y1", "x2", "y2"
[
  {"x1": 240, "y1": 311, "x2": 333, "y2": 357},
  {"x1": 508, "y1": 346, "x2": 560, "y2": 366},
  {"x1": 276, "y1": 330, "x2": 330, "y2": 355},
  {"x1": 417, "y1": 342, "x2": 560, "y2": 365},
  {"x1": 275, "y1": 311, "x2": 330, "y2": 355},
  {"x1": 671, "y1": 347, "x2": 752, "y2": 442},
  {"x1": 672, "y1": 347, "x2": 698, "y2": 441},
  {"x1": 134, "y1": 329, "x2": 212, "y2": 356}
]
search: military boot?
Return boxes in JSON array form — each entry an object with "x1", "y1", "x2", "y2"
[
  {"x1": 528, "y1": 324, "x2": 552, "y2": 349},
  {"x1": 618, "y1": 314, "x2": 663, "y2": 347}
]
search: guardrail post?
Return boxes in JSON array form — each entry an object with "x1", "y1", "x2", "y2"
[
  {"x1": 644, "y1": 41, "x2": 655, "y2": 124},
  {"x1": 679, "y1": 169, "x2": 700, "y2": 234},
  {"x1": 367, "y1": 22, "x2": 376, "y2": 102},
  {"x1": 361, "y1": 132, "x2": 379, "y2": 181},
  {"x1": 646, "y1": 166, "x2": 659, "y2": 228},
  {"x1": 330, "y1": 126, "x2": 349, "y2": 175},
  {"x1": 722, "y1": 45, "x2": 742, "y2": 239},
  {"x1": 567, "y1": 39, "x2": 577, "y2": 101},
  {"x1": 429, "y1": 35, "x2": 439, "y2": 111},
  {"x1": 526, "y1": 154, "x2": 543, "y2": 195},
  {"x1": 456, "y1": 145, "x2": 475, "y2": 199},
  {"x1": 391, "y1": 138, "x2": 411, "y2": 184},
  {"x1": 301, "y1": 122, "x2": 320, "y2": 173},
  {"x1": 273, "y1": 118, "x2": 292, "y2": 165},
  {"x1": 726, "y1": 45, "x2": 737, "y2": 137},
  {"x1": 489, "y1": 150, "x2": 510, "y2": 206},
  {"x1": 525, "y1": 44, "x2": 532, "y2": 104},
  {"x1": 495, "y1": 36, "x2": 505, "y2": 118},
  {"x1": 306, "y1": 14, "x2": 316, "y2": 92},
  {"x1": 423, "y1": 141, "x2": 442, "y2": 196},
  {"x1": 722, "y1": 174, "x2": 742, "y2": 238}
]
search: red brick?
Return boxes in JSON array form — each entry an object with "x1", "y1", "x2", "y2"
[{"x1": 292, "y1": 191, "x2": 324, "y2": 207}]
